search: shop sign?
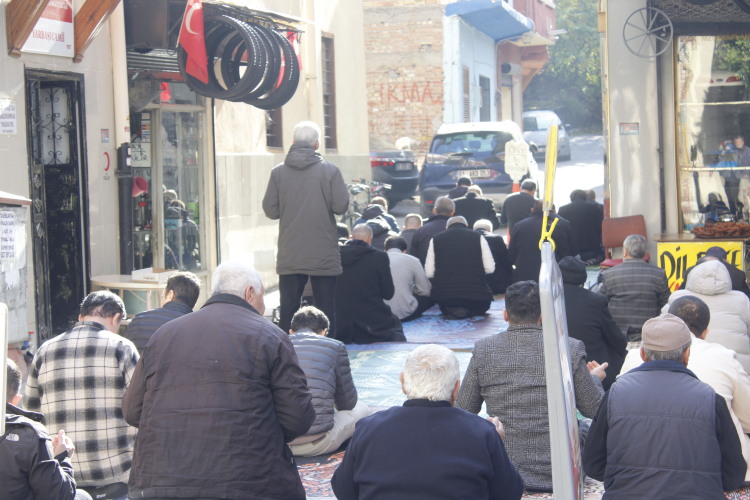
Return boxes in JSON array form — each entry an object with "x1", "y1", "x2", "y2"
[
  {"x1": 619, "y1": 123, "x2": 639, "y2": 135},
  {"x1": 0, "y1": 100, "x2": 16, "y2": 134},
  {"x1": 21, "y1": 0, "x2": 74, "y2": 58},
  {"x1": 657, "y1": 241, "x2": 743, "y2": 292}
]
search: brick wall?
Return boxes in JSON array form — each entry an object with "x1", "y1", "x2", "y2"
[{"x1": 364, "y1": 4, "x2": 445, "y2": 159}]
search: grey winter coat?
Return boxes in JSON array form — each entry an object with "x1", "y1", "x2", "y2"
[
  {"x1": 289, "y1": 329, "x2": 358, "y2": 435},
  {"x1": 263, "y1": 143, "x2": 350, "y2": 276}
]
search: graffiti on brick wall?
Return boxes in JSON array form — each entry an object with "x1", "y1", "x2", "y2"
[{"x1": 378, "y1": 81, "x2": 442, "y2": 106}]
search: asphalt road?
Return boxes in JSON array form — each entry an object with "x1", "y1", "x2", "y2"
[{"x1": 390, "y1": 135, "x2": 605, "y2": 234}]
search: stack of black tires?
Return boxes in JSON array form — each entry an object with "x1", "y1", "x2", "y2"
[{"x1": 178, "y1": 14, "x2": 300, "y2": 110}]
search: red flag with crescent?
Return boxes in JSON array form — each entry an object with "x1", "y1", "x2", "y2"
[{"x1": 178, "y1": 0, "x2": 209, "y2": 84}]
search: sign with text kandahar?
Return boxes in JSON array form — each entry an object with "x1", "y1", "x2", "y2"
[{"x1": 539, "y1": 121, "x2": 582, "y2": 500}]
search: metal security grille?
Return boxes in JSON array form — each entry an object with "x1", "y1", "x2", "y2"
[
  {"x1": 479, "y1": 76, "x2": 491, "y2": 122},
  {"x1": 652, "y1": 0, "x2": 750, "y2": 24},
  {"x1": 463, "y1": 67, "x2": 470, "y2": 122},
  {"x1": 322, "y1": 36, "x2": 337, "y2": 150}
]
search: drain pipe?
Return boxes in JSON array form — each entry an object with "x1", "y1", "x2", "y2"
[{"x1": 110, "y1": 3, "x2": 133, "y2": 274}]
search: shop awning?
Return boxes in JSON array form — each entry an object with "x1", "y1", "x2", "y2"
[{"x1": 445, "y1": 0, "x2": 534, "y2": 42}]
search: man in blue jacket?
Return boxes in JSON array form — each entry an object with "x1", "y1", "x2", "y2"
[
  {"x1": 331, "y1": 344, "x2": 523, "y2": 500},
  {"x1": 583, "y1": 313, "x2": 746, "y2": 499}
]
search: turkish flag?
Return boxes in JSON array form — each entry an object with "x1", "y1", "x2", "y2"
[
  {"x1": 178, "y1": 0, "x2": 209, "y2": 84},
  {"x1": 276, "y1": 32, "x2": 302, "y2": 88}
]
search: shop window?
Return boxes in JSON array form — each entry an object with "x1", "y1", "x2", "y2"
[
  {"x1": 676, "y1": 35, "x2": 750, "y2": 229},
  {"x1": 463, "y1": 67, "x2": 471, "y2": 122},
  {"x1": 479, "y1": 75, "x2": 491, "y2": 122},
  {"x1": 322, "y1": 35, "x2": 337, "y2": 150},
  {"x1": 266, "y1": 108, "x2": 283, "y2": 149},
  {"x1": 162, "y1": 111, "x2": 203, "y2": 271}
]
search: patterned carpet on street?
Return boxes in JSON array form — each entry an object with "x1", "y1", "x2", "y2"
[{"x1": 346, "y1": 299, "x2": 507, "y2": 351}]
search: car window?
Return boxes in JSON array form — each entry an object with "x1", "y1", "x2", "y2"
[
  {"x1": 523, "y1": 117, "x2": 538, "y2": 131},
  {"x1": 430, "y1": 131, "x2": 515, "y2": 156},
  {"x1": 528, "y1": 113, "x2": 559, "y2": 130}
]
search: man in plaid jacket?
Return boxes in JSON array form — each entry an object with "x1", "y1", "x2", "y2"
[
  {"x1": 24, "y1": 291, "x2": 139, "y2": 492},
  {"x1": 596, "y1": 234, "x2": 671, "y2": 340}
]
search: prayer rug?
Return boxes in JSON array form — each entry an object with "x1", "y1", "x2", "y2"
[
  {"x1": 727, "y1": 485, "x2": 750, "y2": 499},
  {"x1": 348, "y1": 350, "x2": 474, "y2": 409},
  {"x1": 346, "y1": 299, "x2": 507, "y2": 351}
]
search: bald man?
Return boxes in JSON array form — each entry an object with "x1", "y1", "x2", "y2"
[{"x1": 335, "y1": 224, "x2": 405, "y2": 344}]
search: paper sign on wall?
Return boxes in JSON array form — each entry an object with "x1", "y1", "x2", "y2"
[
  {"x1": 21, "y1": 0, "x2": 74, "y2": 57},
  {"x1": 0, "y1": 212, "x2": 15, "y2": 260},
  {"x1": 0, "y1": 100, "x2": 16, "y2": 135}
]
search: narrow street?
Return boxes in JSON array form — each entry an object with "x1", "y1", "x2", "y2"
[{"x1": 391, "y1": 135, "x2": 605, "y2": 235}]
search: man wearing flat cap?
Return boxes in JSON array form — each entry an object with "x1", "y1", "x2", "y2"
[
  {"x1": 679, "y1": 246, "x2": 750, "y2": 300},
  {"x1": 583, "y1": 314, "x2": 747, "y2": 499},
  {"x1": 425, "y1": 216, "x2": 495, "y2": 319}
]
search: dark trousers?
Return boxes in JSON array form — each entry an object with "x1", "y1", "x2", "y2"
[
  {"x1": 437, "y1": 298, "x2": 492, "y2": 319},
  {"x1": 402, "y1": 295, "x2": 436, "y2": 322},
  {"x1": 279, "y1": 274, "x2": 337, "y2": 337}
]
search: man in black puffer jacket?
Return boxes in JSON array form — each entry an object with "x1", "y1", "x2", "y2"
[
  {"x1": 335, "y1": 224, "x2": 406, "y2": 344},
  {"x1": 288, "y1": 307, "x2": 369, "y2": 456}
]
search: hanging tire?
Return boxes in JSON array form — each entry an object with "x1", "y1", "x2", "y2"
[{"x1": 244, "y1": 29, "x2": 300, "y2": 110}]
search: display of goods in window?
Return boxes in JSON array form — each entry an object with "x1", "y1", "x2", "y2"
[
  {"x1": 692, "y1": 222, "x2": 750, "y2": 239},
  {"x1": 177, "y1": 13, "x2": 300, "y2": 110}
]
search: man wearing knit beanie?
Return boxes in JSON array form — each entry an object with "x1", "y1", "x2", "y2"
[{"x1": 583, "y1": 314, "x2": 746, "y2": 499}]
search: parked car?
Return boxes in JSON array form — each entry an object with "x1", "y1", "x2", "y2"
[
  {"x1": 369, "y1": 137, "x2": 419, "y2": 207},
  {"x1": 418, "y1": 121, "x2": 540, "y2": 218},
  {"x1": 522, "y1": 110, "x2": 571, "y2": 162}
]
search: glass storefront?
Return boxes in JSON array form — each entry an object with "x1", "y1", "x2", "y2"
[
  {"x1": 130, "y1": 82, "x2": 206, "y2": 271},
  {"x1": 677, "y1": 35, "x2": 750, "y2": 230}
]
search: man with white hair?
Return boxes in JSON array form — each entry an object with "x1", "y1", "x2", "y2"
[
  {"x1": 332, "y1": 344, "x2": 524, "y2": 500},
  {"x1": 123, "y1": 259, "x2": 315, "y2": 500},
  {"x1": 425, "y1": 216, "x2": 495, "y2": 318},
  {"x1": 263, "y1": 120, "x2": 349, "y2": 338},
  {"x1": 596, "y1": 234, "x2": 671, "y2": 340},
  {"x1": 335, "y1": 224, "x2": 405, "y2": 343},
  {"x1": 453, "y1": 185, "x2": 500, "y2": 230}
]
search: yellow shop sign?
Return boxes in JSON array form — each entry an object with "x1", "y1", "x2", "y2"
[{"x1": 657, "y1": 241, "x2": 743, "y2": 292}]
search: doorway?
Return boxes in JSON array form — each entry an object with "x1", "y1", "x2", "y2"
[{"x1": 25, "y1": 71, "x2": 90, "y2": 343}]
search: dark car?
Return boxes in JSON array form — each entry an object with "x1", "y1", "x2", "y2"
[
  {"x1": 370, "y1": 137, "x2": 419, "y2": 207},
  {"x1": 418, "y1": 122, "x2": 540, "y2": 217}
]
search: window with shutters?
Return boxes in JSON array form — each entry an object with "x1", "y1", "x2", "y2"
[
  {"x1": 479, "y1": 76, "x2": 490, "y2": 122},
  {"x1": 463, "y1": 67, "x2": 470, "y2": 122},
  {"x1": 322, "y1": 35, "x2": 337, "y2": 150}
]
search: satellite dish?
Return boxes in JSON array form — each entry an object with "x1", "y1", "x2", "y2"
[{"x1": 623, "y1": 7, "x2": 673, "y2": 58}]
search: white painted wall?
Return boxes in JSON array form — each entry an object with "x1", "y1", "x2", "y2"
[
  {"x1": 606, "y1": 0, "x2": 662, "y2": 260},
  {"x1": 214, "y1": 0, "x2": 370, "y2": 289},
  {"x1": 0, "y1": 0, "x2": 119, "y2": 343},
  {"x1": 442, "y1": 15, "x2": 497, "y2": 124}
]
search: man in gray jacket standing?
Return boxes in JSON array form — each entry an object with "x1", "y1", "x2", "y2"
[{"x1": 263, "y1": 121, "x2": 349, "y2": 337}]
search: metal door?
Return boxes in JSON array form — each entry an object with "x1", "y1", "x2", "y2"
[{"x1": 26, "y1": 74, "x2": 89, "y2": 342}]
